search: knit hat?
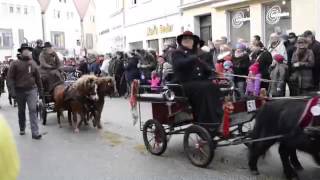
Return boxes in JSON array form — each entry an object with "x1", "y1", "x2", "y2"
[
  {"x1": 273, "y1": 54, "x2": 284, "y2": 63},
  {"x1": 223, "y1": 60, "x2": 233, "y2": 70},
  {"x1": 235, "y1": 43, "x2": 246, "y2": 50},
  {"x1": 249, "y1": 63, "x2": 260, "y2": 75}
]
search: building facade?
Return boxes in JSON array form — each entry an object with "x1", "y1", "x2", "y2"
[
  {"x1": 0, "y1": 0, "x2": 97, "y2": 60},
  {"x1": 97, "y1": 0, "x2": 320, "y2": 53},
  {"x1": 97, "y1": 0, "x2": 182, "y2": 54}
]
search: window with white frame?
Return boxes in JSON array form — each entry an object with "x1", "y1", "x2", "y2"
[
  {"x1": 9, "y1": 6, "x2": 13, "y2": 13},
  {"x1": 16, "y1": 6, "x2": 21, "y2": 14},
  {"x1": 24, "y1": 7, "x2": 28, "y2": 15},
  {"x1": 0, "y1": 29, "x2": 13, "y2": 49},
  {"x1": 51, "y1": 31, "x2": 65, "y2": 49},
  {"x1": 86, "y1": 33, "x2": 94, "y2": 49}
]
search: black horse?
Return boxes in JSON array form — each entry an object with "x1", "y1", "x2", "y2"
[{"x1": 248, "y1": 98, "x2": 320, "y2": 180}]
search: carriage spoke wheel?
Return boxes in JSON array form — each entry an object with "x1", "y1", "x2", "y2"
[
  {"x1": 184, "y1": 125, "x2": 214, "y2": 168},
  {"x1": 143, "y1": 119, "x2": 167, "y2": 156}
]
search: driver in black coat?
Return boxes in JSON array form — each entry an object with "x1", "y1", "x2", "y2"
[{"x1": 172, "y1": 31, "x2": 223, "y2": 128}]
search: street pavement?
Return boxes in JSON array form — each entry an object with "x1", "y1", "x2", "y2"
[{"x1": 0, "y1": 92, "x2": 320, "y2": 180}]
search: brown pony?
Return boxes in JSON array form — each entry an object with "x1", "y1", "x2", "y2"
[
  {"x1": 53, "y1": 75, "x2": 98, "y2": 132},
  {"x1": 87, "y1": 76, "x2": 115, "y2": 129}
]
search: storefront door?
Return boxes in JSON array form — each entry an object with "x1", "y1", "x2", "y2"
[{"x1": 229, "y1": 7, "x2": 250, "y2": 46}]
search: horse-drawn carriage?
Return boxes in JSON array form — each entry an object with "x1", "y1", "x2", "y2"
[
  {"x1": 37, "y1": 68, "x2": 81, "y2": 125},
  {"x1": 131, "y1": 78, "x2": 266, "y2": 167},
  {"x1": 131, "y1": 77, "x2": 320, "y2": 179}
]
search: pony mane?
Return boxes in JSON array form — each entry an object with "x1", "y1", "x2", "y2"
[
  {"x1": 96, "y1": 76, "x2": 115, "y2": 96},
  {"x1": 73, "y1": 75, "x2": 97, "y2": 95}
]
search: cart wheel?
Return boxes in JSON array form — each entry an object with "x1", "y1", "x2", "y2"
[
  {"x1": 143, "y1": 119, "x2": 167, "y2": 156},
  {"x1": 184, "y1": 125, "x2": 215, "y2": 168}
]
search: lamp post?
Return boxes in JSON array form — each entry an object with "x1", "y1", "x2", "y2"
[
  {"x1": 73, "y1": 0, "x2": 91, "y2": 49},
  {"x1": 37, "y1": 0, "x2": 51, "y2": 41}
]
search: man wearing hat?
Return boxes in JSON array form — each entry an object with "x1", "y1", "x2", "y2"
[
  {"x1": 304, "y1": 30, "x2": 320, "y2": 90},
  {"x1": 7, "y1": 43, "x2": 43, "y2": 139},
  {"x1": 290, "y1": 36, "x2": 315, "y2": 95},
  {"x1": 39, "y1": 42, "x2": 64, "y2": 93},
  {"x1": 172, "y1": 31, "x2": 223, "y2": 131},
  {"x1": 32, "y1": 39, "x2": 43, "y2": 66}
]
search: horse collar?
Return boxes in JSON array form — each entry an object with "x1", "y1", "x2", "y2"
[{"x1": 299, "y1": 96, "x2": 320, "y2": 128}]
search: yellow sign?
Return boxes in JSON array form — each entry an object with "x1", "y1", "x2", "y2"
[{"x1": 147, "y1": 24, "x2": 173, "y2": 36}]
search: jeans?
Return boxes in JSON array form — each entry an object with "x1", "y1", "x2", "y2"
[{"x1": 15, "y1": 88, "x2": 40, "y2": 136}]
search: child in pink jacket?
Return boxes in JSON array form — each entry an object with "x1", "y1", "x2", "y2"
[
  {"x1": 148, "y1": 71, "x2": 161, "y2": 92},
  {"x1": 246, "y1": 62, "x2": 261, "y2": 96}
]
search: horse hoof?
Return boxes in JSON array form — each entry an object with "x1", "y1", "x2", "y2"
[
  {"x1": 74, "y1": 129, "x2": 80, "y2": 133},
  {"x1": 251, "y1": 170, "x2": 260, "y2": 175},
  {"x1": 97, "y1": 124, "x2": 102, "y2": 129},
  {"x1": 59, "y1": 124, "x2": 62, "y2": 128}
]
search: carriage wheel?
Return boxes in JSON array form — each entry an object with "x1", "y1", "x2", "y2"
[
  {"x1": 142, "y1": 119, "x2": 167, "y2": 156},
  {"x1": 184, "y1": 125, "x2": 215, "y2": 168}
]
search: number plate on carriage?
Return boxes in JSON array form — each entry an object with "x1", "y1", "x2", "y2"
[{"x1": 246, "y1": 100, "x2": 256, "y2": 112}]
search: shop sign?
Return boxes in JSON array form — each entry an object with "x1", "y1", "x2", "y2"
[
  {"x1": 266, "y1": 5, "x2": 290, "y2": 25},
  {"x1": 147, "y1": 24, "x2": 173, "y2": 36},
  {"x1": 232, "y1": 11, "x2": 250, "y2": 29}
]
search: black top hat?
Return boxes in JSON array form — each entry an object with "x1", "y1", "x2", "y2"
[
  {"x1": 177, "y1": 31, "x2": 197, "y2": 45},
  {"x1": 44, "y1": 42, "x2": 52, "y2": 48},
  {"x1": 18, "y1": 43, "x2": 33, "y2": 53}
]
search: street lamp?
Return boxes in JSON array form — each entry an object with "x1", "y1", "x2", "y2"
[{"x1": 37, "y1": 0, "x2": 51, "y2": 42}]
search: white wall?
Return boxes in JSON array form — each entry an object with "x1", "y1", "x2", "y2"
[{"x1": 0, "y1": 0, "x2": 42, "y2": 60}]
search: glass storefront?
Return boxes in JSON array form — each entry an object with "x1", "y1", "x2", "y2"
[
  {"x1": 129, "y1": 41, "x2": 143, "y2": 50},
  {"x1": 229, "y1": 7, "x2": 250, "y2": 46},
  {"x1": 148, "y1": 39, "x2": 159, "y2": 53},
  {"x1": 163, "y1": 37, "x2": 176, "y2": 49},
  {"x1": 263, "y1": 0, "x2": 292, "y2": 43},
  {"x1": 200, "y1": 15, "x2": 212, "y2": 45}
]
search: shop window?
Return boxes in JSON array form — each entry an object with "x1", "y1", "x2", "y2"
[
  {"x1": 9, "y1": 6, "x2": 13, "y2": 13},
  {"x1": 86, "y1": 33, "x2": 94, "y2": 49},
  {"x1": 199, "y1": 15, "x2": 212, "y2": 45},
  {"x1": 163, "y1": 37, "x2": 176, "y2": 49},
  {"x1": 51, "y1": 31, "x2": 65, "y2": 49},
  {"x1": 263, "y1": 0, "x2": 291, "y2": 44},
  {"x1": 148, "y1": 39, "x2": 159, "y2": 53},
  {"x1": 16, "y1": 6, "x2": 21, "y2": 14},
  {"x1": 0, "y1": 29, "x2": 13, "y2": 49},
  {"x1": 24, "y1": 7, "x2": 28, "y2": 15},
  {"x1": 229, "y1": 7, "x2": 250, "y2": 46},
  {"x1": 129, "y1": 41, "x2": 143, "y2": 50}
]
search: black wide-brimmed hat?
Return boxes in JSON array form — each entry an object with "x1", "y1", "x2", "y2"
[
  {"x1": 18, "y1": 43, "x2": 33, "y2": 53},
  {"x1": 44, "y1": 42, "x2": 52, "y2": 48},
  {"x1": 177, "y1": 31, "x2": 198, "y2": 45}
]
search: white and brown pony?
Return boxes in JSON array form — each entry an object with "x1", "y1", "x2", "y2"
[{"x1": 53, "y1": 75, "x2": 99, "y2": 132}]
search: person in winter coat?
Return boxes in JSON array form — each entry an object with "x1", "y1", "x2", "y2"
[
  {"x1": 252, "y1": 48, "x2": 273, "y2": 90},
  {"x1": 290, "y1": 37, "x2": 315, "y2": 95},
  {"x1": 286, "y1": 33, "x2": 297, "y2": 71},
  {"x1": 304, "y1": 30, "x2": 320, "y2": 90},
  {"x1": 233, "y1": 43, "x2": 250, "y2": 97},
  {"x1": 78, "y1": 58, "x2": 89, "y2": 75},
  {"x1": 148, "y1": 71, "x2": 161, "y2": 92},
  {"x1": 246, "y1": 62, "x2": 261, "y2": 96},
  {"x1": 32, "y1": 39, "x2": 43, "y2": 66},
  {"x1": 269, "y1": 54, "x2": 288, "y2": 97},
  {"x1": 172, "y1": 31, "x2": 223, "y2": 128},
  {"x1": 7, "y1": 43, "x2": 43, "y2": 139},
  {"x1": 268, "y1": 33, "x2": 288, "y2": 63},
  {"x1": 39, "y1": 42, "x2": 64, "y2": 93},
  {"x1": 124, "y1": 52, "x2": 140, "y2": 86},
  {"x1": 137, "y1": 49, "x2": 157, "y2": 85}
]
